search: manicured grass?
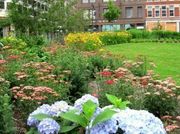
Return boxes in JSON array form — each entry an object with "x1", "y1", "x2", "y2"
[{"x1": 105, "y1": 42, "x2": 180, "y2": 85}]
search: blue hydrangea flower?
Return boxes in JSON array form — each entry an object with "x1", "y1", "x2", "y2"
[
  {"x1": 74, "y1": 94, "x2": 99, "y2": 112},
  {"x1": 38, "y1": 118, "x2": 60, "y2": 134},
  {"x1": 27, "y1": 104, "x2": 54, "y2": 127},
  {"x1": 113, "y1": 109, "x2": 167, "y2": 134},
  {"x1": 87, "y1": 118, "x2": 118, "y2": 134},
  {"x1": 51, "y1": 101, "x2": 74, "y2": 116}
]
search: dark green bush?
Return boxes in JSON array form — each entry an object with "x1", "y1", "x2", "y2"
[
  {"x1": 0, "y1": 78, "x2": 16, "y2": 134},
  {"x1": 152, "y1": 30, "x2": 180, "y2": 39},
  {"x1": 18, "y1": 34, "x2": 46, "y2": 47},
  {"x1": 128, "y1": 29, "x2": 151, "y2": 39},
  {"x1": 143, "y1": 87, "x2": 178, "y2": 117},
  {"x1": 97, "y1": 79, "x2": 135, "y2": 107},
  {"x1": 49, "y1": 48, "x2": 91, "y2": 102},
  {"x1": 99, "y1": 32, "x2": 131, "y2": 45},
  {"x1": 87, "y1": 54, "x2": 123, "y2": 77}
]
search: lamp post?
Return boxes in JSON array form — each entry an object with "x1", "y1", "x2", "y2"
[{"x1": 91, "y1": 3, "x2": 95, "y2": 31}]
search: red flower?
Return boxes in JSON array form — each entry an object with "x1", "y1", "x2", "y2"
[
  {"x1": 105, "y1": 79, "x2": 115, "y2": 85},
  {"x1": 99, "y1": 71, "x2": 112, "y2": 77},
  {"x1": 0, "y1": 60, "x2": 6, "y2": 64}
]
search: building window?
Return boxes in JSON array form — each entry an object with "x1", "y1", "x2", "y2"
[
  {"x1": 0, "y1": 1, "x2": 4, "y2": 9},
  {"x1": 90, "y1": 0, "x2": 96, "y2": 3},
  {"x1": 169, "y1": 5, "x2": 174, "y2": 17},
  {"x1": 83, "y1": 9, "x2": 96, "y2": 20},
  {"x1": 103, "y1": 0, "x2": 116, "y2": 2},
  {"x1": 83, "y1": 10, "x2": 89, "y2": 19},
  {"x1": 137, "y1": 6, "x2": 142, "y2": 18},
  {"x1": 161, "y1": 6, "x2": 167, "y2": 17},
  {"x1": 82, "y1": 0, "x2": 88, "y2": 3},
  {"x1": 147, "y1": 6, "x2": 152, "y2": 17},
  {"x1": 89, "y1": 9, "x2": 96, "y2": 20},
  {"x1": 125, "y1": 7, "x2": 133, "y2": 18},
  {"x1": 155, "y1": 6, "x2": 160, "y2": 17}
]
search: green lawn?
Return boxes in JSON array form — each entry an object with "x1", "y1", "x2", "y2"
[{"x1": 105, "y1": 42, "x2": 180, "y2": 85}]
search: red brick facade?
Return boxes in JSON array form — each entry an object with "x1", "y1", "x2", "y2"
[{"x1": 145, "y1": 0, "x2": 180, "y2": 32}]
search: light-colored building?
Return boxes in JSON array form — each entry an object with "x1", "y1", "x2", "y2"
[
  {"x1": 0, "y1": 0, "x2": 12, "y2": 37},
  {"x1": 145, "y1": 0, "x2": 180, "y2": 32}
]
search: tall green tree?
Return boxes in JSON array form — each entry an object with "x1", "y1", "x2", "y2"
[
  {"x1": 103, "y1": 0, "x2": 120, "y2": 22},
  {"x1": 8, "y1": 0, "x2": 88, "y2": 36}
]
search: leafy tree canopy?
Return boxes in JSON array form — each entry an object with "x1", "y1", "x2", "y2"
[{"x1": 103, "y1": 0, "x2": 121, "y2": 22}]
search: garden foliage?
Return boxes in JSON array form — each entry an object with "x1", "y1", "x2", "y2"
[{"x1": 65, "y1": 31, "x2": 131, "y2": 50}]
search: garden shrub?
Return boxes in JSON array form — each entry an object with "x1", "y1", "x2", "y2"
[
  {"x1": 99, "y1": 31, "x2": 132, "y2": 45},
  {"x1": 143, "y1": 87, "x2": 178, "y2": 117},
  {"x1": 0, "y1": 36, "x2": 27, "y2": 50},
  {"x1": 128, "y1": 29, "x2": 180, "y2": 41},
  {"x1": 87, "y1": 54, "x2": 123, "y2": 78},
  {"x1": 18, "y1": 34, "x2": 47, "y2": 47},
  {"x1": 128, "y1": 29, "x2": 151, "y2": 39},
  {"x1": 65, "y1": 32, "x2": 103, "y2": 51},
  {"x1": 152, "y1": 30, "x2": 180, "y2": 39},
  {"x1": 97, "y1": 79, "x2": 135, "y2": 107},
  {"x1": 123, "y1": 56, "x2": 148, "y2": 77},
  {"x1": 49, "y1": 48, "x2": 92, "y2": 102},
  {"x1": 65, "y1": 32, "x2": 132, "y2": 50},
  {"x1": 0, "y1": 77, "x2": 16, "y2": 134},
  {"x1": 0, "y1": 94, "x2": 16, "y2": 134}
]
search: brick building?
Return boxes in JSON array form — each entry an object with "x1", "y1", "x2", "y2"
[
  {"x1": 77, "y1": 0, "x2": 146, "y2": 31},
  {"x1": 0, "y1": 0, "x2": 180, "y2": 36},
  {"x1": 145, "y1": 0, "x2": 180, "y2": 32}
]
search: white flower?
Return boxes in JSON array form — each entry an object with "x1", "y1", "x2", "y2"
[
  {"x1": 113, "y1": 109, "x2": 167, "y2": 134},
  {"x1": 51, "y1": 101, "x2": 73, "y2": 116}
]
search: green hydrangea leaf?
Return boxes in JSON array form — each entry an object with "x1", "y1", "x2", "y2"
[
  {"x1": 32, "y1": 113, "x2": 51, "y2": 121},
  {"x1": 92, "y1": 108, "x2": 117, "y2": 127},
  {"x1": 83, "y1": 100, "x2": 97, "y2": 121},
  {"x1": 59, "y1": 110, "x2": 88, "y2": 127}
]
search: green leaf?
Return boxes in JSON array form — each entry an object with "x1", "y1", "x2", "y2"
[
  {"x1": 118, "y1": 101, "x2": 131, "y2": 110},
  {"x1": 59, "y1": 110, "x2": 87, "y2": 127},
  {"x1": 83, "y1": 100, "x2": 97, "y2": 121},
  {"x1": 92, "y1": 108, "x2": 117, "y2": 127},
  {"x1": 32, "y1": 113, "x2": 51, "y2": 121},
  {"x1": 26, "y1": 128, "x2": 38, "y2": 134},
  {"x1": 60, "y1": 125, "x2": 78, "y2": 133},
  {"x1": 106, "y1": 94, "x2": 119, "y2": 106}
]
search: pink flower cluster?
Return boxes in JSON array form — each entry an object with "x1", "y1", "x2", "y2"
[
  {"x1": 11, "y1": 86, "x2": 59, "y2": 101},
  {"x1": 161, "y1": 116, "x2": 180, "y2": 132}
]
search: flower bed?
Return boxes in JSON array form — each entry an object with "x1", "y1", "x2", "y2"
[{"x1": 65, "y1": 31, "x2": 132, "y2": 51}]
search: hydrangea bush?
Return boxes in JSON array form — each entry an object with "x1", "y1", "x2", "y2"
[{"x1": 27, "y1": 94, "x2": 166, "y2": 134}]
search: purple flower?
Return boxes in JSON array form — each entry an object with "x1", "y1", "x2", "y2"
[
  {"x1": 27, "y1": 104, "x2": 54, "y2": 127},
  {"x1": 88, "y1": 118, "x2": 118, "y2": 134},
  {"x1": 38, "y1": 118, "x2": 60, "y2": 134}
]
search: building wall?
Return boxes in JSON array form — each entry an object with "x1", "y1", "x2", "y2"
[
  {"x1": 77, "y1": 0, "x2": 146, "y2": 30},
  {"x1": 145, "y1": 0, "x2": 180, "y2": 32}
]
